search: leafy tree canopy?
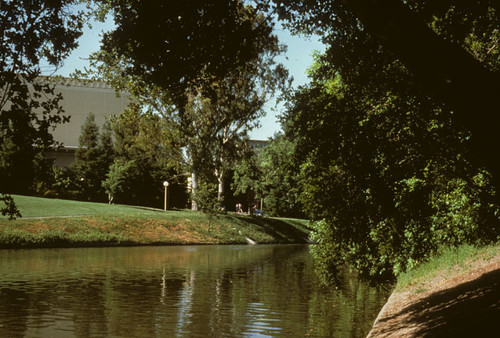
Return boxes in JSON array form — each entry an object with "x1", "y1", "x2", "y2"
[
  {"x1": 232, "y1": 134, "x2": 303, "y2": 218},
  {"x1": 269, "y1": 0, "x2": 500, "y2": 188},
  {"x1": 0, "y1": 1, "x2": 84, "y2": 217},
  {"x1": 84, "y1": 0, "x2": 289, "y2": 210},
  {"x1": 279, "y1": 1, "x2": 500, "y2": 281},
  {"x1": 109, "y1": 105, "x2": 188, "y2": 208},
  {"x1": 1, "y1": 1, "x2": 84, "y2": 193},
  {"x1": 183, "y1": 49, "x2": 288, "y2": 206},
  {"x1": 88, "y1": 0, "x2": 284, "y2": 109},
  {"x1": 72, "y1": 113, "x2": 114, "y2": 201}
]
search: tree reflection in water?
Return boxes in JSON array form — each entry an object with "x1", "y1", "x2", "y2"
[{"x1": 0, "y1": 245, "x2": 390, "y2": 337}]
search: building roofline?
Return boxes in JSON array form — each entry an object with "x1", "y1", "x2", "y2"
[{"x1": 37, "y1": 75, "x2": 129, "y2": 93}]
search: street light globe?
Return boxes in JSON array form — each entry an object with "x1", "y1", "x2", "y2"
[{"x1": 163, "y1": 181, "x2": 169, "y2": 187}]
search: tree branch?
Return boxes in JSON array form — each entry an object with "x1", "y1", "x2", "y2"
[{"x1": 340, "y1": 0, "x2": 500, "y2": 183}]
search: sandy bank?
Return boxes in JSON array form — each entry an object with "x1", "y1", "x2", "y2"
[{"x1": 367, "y1": 256, "x2": 500, "y2": 337}]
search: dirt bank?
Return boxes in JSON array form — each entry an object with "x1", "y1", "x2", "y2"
[{"x1": 367, "y1": 256, "x2": 500, "y2": 337}]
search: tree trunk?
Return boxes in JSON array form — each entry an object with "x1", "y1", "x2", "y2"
[
  {"x1": 191, "y1": 171, "x2": 198, "y2": 211},
  {"x1": 216, "y1": 168, "x2": 225, "y2": 202}
]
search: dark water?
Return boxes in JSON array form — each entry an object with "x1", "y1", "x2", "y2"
[{"x1": 0, "y1": 245, "x2": 390, "y2": 337}]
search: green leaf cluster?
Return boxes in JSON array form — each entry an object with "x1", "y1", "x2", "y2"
[
  {"x1": 72, "y1": 113, "x2": 114, "y2": 201},
  {"x1": 232, "y1": 134, "x2": 304, "y2": 218},
  {"x1": 0, "y1": 1, "x2": 84, "y2": 218},
  {"x1": 82, "y1": 1, "x2": 289, "y2": 210},
  {"x1": 0, "y1": 194, "x2": 21, "y2": 220},
  {"x1": 1, "y1": 1, "x2": 84, "y2": 195},
  {"x1": 281, "y1": 2, "x2": 500, "y2": 280},
  {"x1": 106, "y1": 105, "x2": 188, "y2": 208},
  {"x1": 89, "y1": 0, "x2": 283, "y2": 108}
]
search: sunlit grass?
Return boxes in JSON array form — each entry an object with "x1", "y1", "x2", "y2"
[
  {"x1": 396, "y1": 242, "x2": 500, "y2": 292},
  {"x1": 0, "y1": 195, "x2": 311, "y2": 248},
  {"x1": 4, "y1": 194, "x2": 167, "y2": 218}
]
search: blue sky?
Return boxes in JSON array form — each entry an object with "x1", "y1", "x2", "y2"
[
  {"x1": 51, "y1": 18, "x2": 325, "y2": 140},
  {"x1": 254, "y1": 28, "x2": 325, "y2": 140}
]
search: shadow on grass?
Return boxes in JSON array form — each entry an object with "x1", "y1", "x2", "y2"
[
  {"x1": 128, "y1": 206, "x2": 167, "y2": 213},
  {"x1": 226, "y1": 214, "x2": 312, "y2": 243},
  {"x1": 377, "y1": 268, "x2": 500, "y2": 337}
]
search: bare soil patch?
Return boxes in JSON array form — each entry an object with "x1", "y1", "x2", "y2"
[{"x1": 368, "y1": 256, "x2": 500, "y2": 337}]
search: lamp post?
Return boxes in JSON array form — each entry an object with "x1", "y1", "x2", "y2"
[{"x1": 163, "y1": 181, "x2": 169, "y2": 211}]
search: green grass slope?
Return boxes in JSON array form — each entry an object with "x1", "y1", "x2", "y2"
[
  {"x1": 0, "y1": 195, "x2": 311, "y2": 248},
  {"x1": 396, "y1": 243, "x2": 500, "y2": 293}
]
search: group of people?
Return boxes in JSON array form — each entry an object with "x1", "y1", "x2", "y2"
[{"x1": 235, "y1": 202, "x2": 264, "y2": 216}]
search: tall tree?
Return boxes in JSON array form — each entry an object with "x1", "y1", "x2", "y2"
[
  {"x1": 282, "y1": 6, "x2": 500, "y2": 280},
  {"x1": 109, "y1": 105, "x2": 187, "y2": 208},
  {"x1": 0, "y1": 1, "x2": 83, "y2": 218},
  {"x1": 183, "y1": 43, "x2": 288, "y2": 207},
  {"x1": 232, "y1": 134, "x2": 303, "y2": 218},
  {"x1": 85, "y1": 0, "x2": 288, "y2": 210},
  {"x1": 270, "y1": 0, "x2": 500, "y2": 189},
  {"x1": 258, "y1": 134, "x2": 303, "y2": 218},
  {"x1": 0, "y1": 1, "x2": 83, "y2": 196},
  {"x1": 72, "y1": 113, "x2": 113, "y2": 201}
]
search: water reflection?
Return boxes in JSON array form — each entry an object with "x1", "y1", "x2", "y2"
[{"x1": 0, "y1": 245, "x2": 390, "y2": 337}]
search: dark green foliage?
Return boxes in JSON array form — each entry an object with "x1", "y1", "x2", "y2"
[
  {"x1": 99, "y1": 119, "x2": 115, "y2": 164},
  {"x1": 91, "y1": 0, "x2": 282, "y2": 108},
  {"x1": 0, "y1": 1, "x2": 83, "y2": 219},
  {"x1": 232, "y1": 134, "x2": 304, "y2": 218},
  {"x1": 288, "y1": 74, "x2": 500, "y2": 280},
  {"x1": 258, "y1": 135, "x2": 303, "y2": 218},
  {"x1": 47, "y1": 166, "x2": 81, "y2": 200},
  {"x1": 72, "y1": 113, "x2": 113, "y2": 201},
  {"x1": 102, "y1": 159, "x2": 135, "y2": 204},
  {"x1": 232, "y1": 149, "x2": 262, "y2": 210},
  {"x1": 279, "y1": 1, "x2": 500, "y2": 281},
  {"x1": 0, "y1": 1, "x2": 83, "y2": 195},
  {"x1": 272, "y1": 0, "x2": 500, "y2": 188},
  {"x1": 0, "y1": 194, "x2": 21, "y2": 220},
  {"x1": 193, "y1": 181, "x2": 221, "y2": 230},
  {"x1": 109, "y1": 105, "x2": 188, "y2": 208},
  {"x1": 86, "y1": 1, "x2": 289, "y2": 210}
]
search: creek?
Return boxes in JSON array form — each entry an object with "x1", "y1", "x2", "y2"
[{"x1": 0, "y1": 245, "x2": 390, "y2": 337}]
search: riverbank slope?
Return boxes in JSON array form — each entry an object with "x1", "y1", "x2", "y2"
[
  {"x1": 368, "y1": 244, "x2": 500, "y2": 337},
  {"x1": 0, "y1": 195, "x2": 311, "y2": 249}
]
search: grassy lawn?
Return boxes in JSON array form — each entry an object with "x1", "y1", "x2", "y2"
[
  {"x1": 0, "y1": 195, "x2": 311, "y2": 248},
  {"x1": 3, "y1": 194, "x2": 174, "y2": 218}
]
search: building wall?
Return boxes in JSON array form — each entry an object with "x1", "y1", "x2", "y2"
[
  {"x1": 46, "y1": 148, "x2": 77, "y2": 168},
  {"x1": 249, "y1": 139, "x2": 269, "y2": 151},
  {"x1": 40, "y1": 77, "x2": 132, "y2": 166},
  {"x1": 48, "y1": 77, "x2": 132, "y2": 148}
]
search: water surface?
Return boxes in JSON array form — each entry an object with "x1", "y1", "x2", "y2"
[{"x1": 0, "y1": 245, "x2": 390, "y2": 337}]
